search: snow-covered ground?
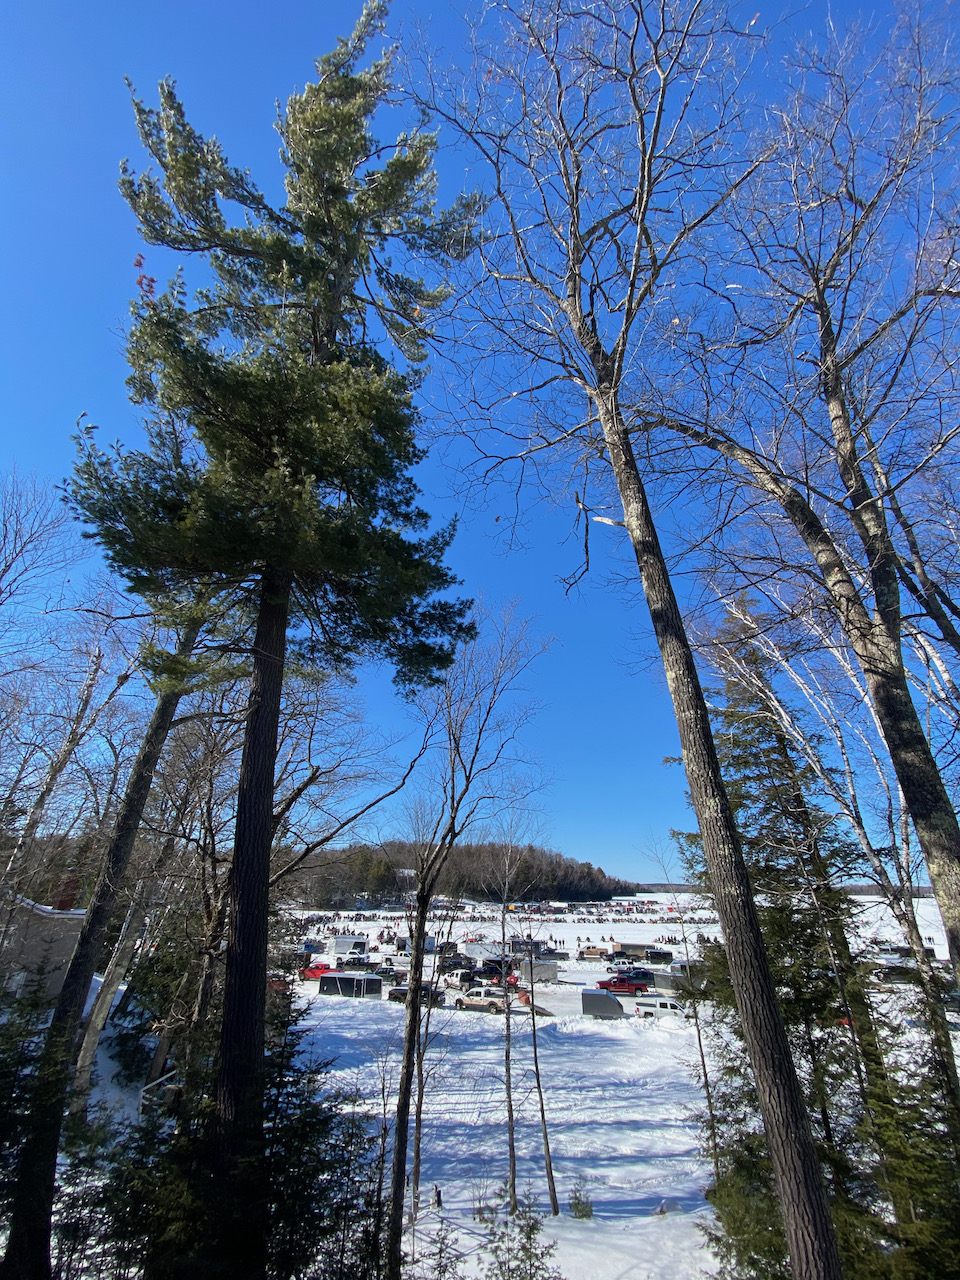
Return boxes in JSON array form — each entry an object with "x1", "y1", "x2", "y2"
[
  {"x1": 301, "y1": 974, "x2": 712, "y2": 1280},
  {"x1": 292, "y1": 891, "x2": 951, "y2": 1280}
]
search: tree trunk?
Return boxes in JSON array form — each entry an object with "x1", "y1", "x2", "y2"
[
  {"x1": 526, "y1": 952, "x2": 558, "y2": 1214},
  {"x1": 683, "y1": 418, "x2": 960, "y2": 988},
  {"x1": 599, "y1": 402, "x2": 843, "y2": 1280},
  {"x1": 68, "y1": 896, "x2": 145, "y2": 1118},
  {"x1": 386, "y1": 887, "x2": 429, "y2": 1280},
  {"x1": 212, "y1": 564, "x2": 292, "y2": 1280},
  {"x1": 0, "y1": 619, "x2": 201, "y2": 1280},
  {"x1": 504, "y1": 984, "x2": 518, "y2": 1214},
  {"x1": 410, "y1": 1019, "x2": 426, "y2": 1224}
]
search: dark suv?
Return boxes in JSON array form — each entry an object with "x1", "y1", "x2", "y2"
[{"x1": 387, "y1": 983, "x2": 445, "y2": 1007}]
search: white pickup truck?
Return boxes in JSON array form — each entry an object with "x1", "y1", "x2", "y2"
[
  {"x1": 454, "y1": 986, "x2": 508, "y2": 1013},
  {"x1": 635, "y1": 996, "x2": 689, "y2": 1019}
]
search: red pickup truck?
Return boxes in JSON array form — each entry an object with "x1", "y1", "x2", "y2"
[
  {"x1": 596, "y1": 969, "x2": 656, "y2": 995},
  {"x1": 298, "y1": 960, "x2": 342, "y2": 980}
]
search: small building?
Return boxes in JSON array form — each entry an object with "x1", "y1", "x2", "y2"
[
  {"x1": 397, "y1": 934, "x2": 436, "y2": 954},
  {"x1": 305, "y1": 934, "x2": 368, "y2": 957},
  {"x1": 1, "y1": 896, "x2": 86, "y2": 999}
]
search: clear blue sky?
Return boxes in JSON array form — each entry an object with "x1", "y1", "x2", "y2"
[{"x1": 0, "y1": 0, "x2": 878, "y2": 879}]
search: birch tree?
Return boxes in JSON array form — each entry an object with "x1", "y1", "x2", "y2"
[{"x1": 635, "y1": 12, "x2": 960, "y2": 983}]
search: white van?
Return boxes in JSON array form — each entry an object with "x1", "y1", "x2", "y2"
[{"x1": 635, "y1": 996, "x2": 689, "y2": 1019}]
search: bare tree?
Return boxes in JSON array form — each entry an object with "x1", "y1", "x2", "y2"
[
  {"x1": 0, "y1": 472, "x2": 76, "y2": 672},
  {"x1": 634, "y1": 11, "x2": 960, "y2": 983},
  {"x1": 386, "y1": 609, "x2": 545, "y2": 1280},
  {"x1": 0, "y1": 603, "x2": 208, "y2": 1280},
  {"x1": 704, "y1": 600, "x2": 960, "y2": 1146},
  {"x1": 484, "y1": 830, "x2": 561, "y2": 1217},
  {"x1": 420, "y1": 4, "x2": 842, "y2": 1275}
]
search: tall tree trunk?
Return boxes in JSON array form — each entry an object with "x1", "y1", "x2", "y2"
[
  {"x1": 410, "y1": 1015, "x2": 427, "y2": 1224},
  {"x1": 818, "y1": 324, "x2": 960, "y2": 986},
  {"x1": 212, "y1": 565, "x2": 292, "y2": 1280},
  {"x1": 525, "y1": 952, "x2": 558, "y2": 1214},
  {"x1": 599, "y1": 401, "x2": 843, "y2": 1280},
  {"x1": 386, "y1": 887, "x2": 429, "y2": 1280},
  {"x1": 0, "y1": 618, "x2": 202, "y2": 1280},
  {"x1": 680, "y1": 416, "x2": 960, "y2": 987},
  {"x1": 500, "y1": 907, "x2": 518, "y2": 1214},
  {"x1": 503, "y1": 984, "x2": 518, "y2": 1214},
  {"x1": 411, "y1": 908, "x2": 457, "y2": 1217},
  {"x1": 68, "y1": 895, "x2": 145, "y2": 1118}
]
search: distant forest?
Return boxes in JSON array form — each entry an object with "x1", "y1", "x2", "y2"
[{"x1": 289, "y1": 840, "x2": 640, "y2": 906}]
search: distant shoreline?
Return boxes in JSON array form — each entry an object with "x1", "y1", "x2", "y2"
[{"x1": 627, "y1": 883, "x2": 935, "y2": 898}]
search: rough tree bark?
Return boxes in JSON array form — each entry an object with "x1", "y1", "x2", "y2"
[
  {"x1": 599, "y1": 399, "x2": 842, "y2": 1280},
  {"x1": 212, "y1": 564, "x2": 292, "y2": 1280}
]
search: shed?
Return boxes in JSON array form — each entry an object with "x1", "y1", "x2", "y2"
[{"x1": 2, "y1": 897, "x2": 86, "y2": 999}]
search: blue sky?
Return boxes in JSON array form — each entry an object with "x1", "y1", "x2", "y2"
[{"x1": 1, "y1": 0, "x2": 884, "y2": 879}]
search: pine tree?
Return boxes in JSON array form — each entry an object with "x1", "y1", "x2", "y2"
[
  {"x1": 482, "y1": 1189, "x2": 564, "y2": 1280},
  {"x1": 689, "y1": 638, "x2": 960, "y2": 1279},
  {"x1": 54, "y1": 8, "x2": 478, "y2": 1279}
]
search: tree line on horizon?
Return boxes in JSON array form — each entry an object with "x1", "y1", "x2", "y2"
[{"x1": 293, "y1": 841, "x2": 641, "y2": 908}]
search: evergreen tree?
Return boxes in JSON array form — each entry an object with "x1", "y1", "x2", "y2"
[
  {"x1": 60, "y1": 8, "x2": 477, "y2": 1279},
  {"x1": 482, "y1": 1190, "x2": 564, "y2": 1280},
  {"x1": 44, "y1": 993, "x2": 381, "y2": 1280},
  {"x1": 688, "y1": 639, "x2": 960, "y2": 1279}
]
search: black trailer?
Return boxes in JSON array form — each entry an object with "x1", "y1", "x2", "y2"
[{"x1": 318, "y1": 973, "x2": 383, "y2": 1000}]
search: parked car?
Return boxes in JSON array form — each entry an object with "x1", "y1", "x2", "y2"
[
  {"x1": 635, "y1": 995, "x2": 689, "y2": 1019},
  {"x1": 597, "y1": 969, "x2": 656, "y2": 994},
  {"x1": 298, "y1": 960, "x2": 340, "y2": 980},
  {"x1": 387, "y1": 983, "x2": 445, "y2": 1007},
  {"x1": 443, "y1": 968, "x2": 477, "y2": 990},
  {"x1": 375, "y1": 964, "x2": 407, "y2": 983},
  {"x1": 605, "y1": 958, "x2": 634, "y2": 972},
  {"x1": 453, "y1": 986, "x2": 511, "y2": 1013}
]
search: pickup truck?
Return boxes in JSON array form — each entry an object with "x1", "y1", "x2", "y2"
[
  {"x1": 635, "y1": 996, "x2": 689, "y2": 1019},
  {"x1": 298, "y1": 960, "x2": 340, "y2": 980},
  {"x1": 443, "y1": 968, "x2": 477, "y2": 990},
  {"x1": 596, "y1": 969, "x2": 656, "y2": 995},
  {"x1": 453, "y1": 986, "x2": 509, "y2": 1013},
  {"x1": 387, "y1": 983, "x2": 445, "y2": 1007}
]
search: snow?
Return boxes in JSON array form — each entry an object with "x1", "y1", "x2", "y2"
[
  {"x1": 301, "y1": 986, "x2": 713, "y2": 1280},
  {"x1": 292, "y1": 891, "x2": 951, "y2": 1280}
]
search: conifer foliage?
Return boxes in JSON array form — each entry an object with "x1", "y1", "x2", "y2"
[
  {"x1": 689, "y1": 642, "x2": 960, "y2": 1280},
  {"x1": 61, "y1": 7, "x2": 478, "y2": 1279}
]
